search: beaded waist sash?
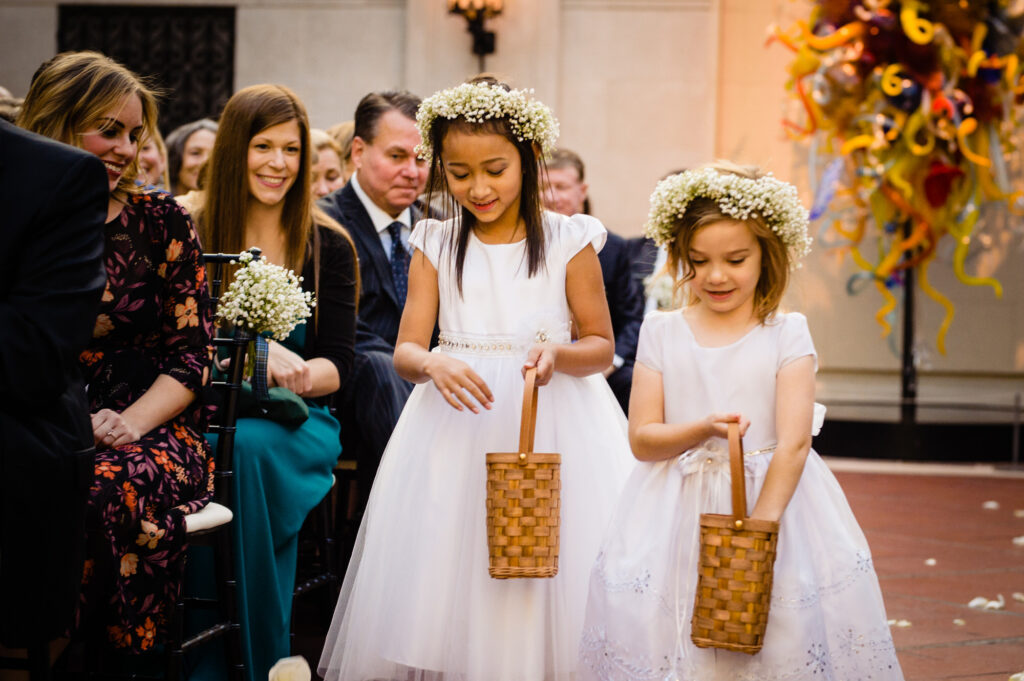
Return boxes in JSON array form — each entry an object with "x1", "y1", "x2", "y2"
[{"x1": 437, "y1": 329, "x2": 572, "y2": 357}]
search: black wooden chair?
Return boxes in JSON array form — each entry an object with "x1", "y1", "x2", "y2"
[{"x1": 159, "y1": 251, "x2": 256, "y2": 681}]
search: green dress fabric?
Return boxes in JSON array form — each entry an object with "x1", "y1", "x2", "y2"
[{"x1": 193, "y1": 323, "x2": 340, "y2": 680}]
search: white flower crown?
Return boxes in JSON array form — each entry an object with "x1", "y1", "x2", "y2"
[
  {"x1": 644, "y1": 167, "x2": 813, "y2": 264},
  {"x1": 415, "y1": 82, "x2": 560, "y2": 162}
]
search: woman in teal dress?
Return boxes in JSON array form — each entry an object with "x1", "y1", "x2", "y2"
[{"x1": 191, "y1": 84, "x2": 359, "y2": 681}]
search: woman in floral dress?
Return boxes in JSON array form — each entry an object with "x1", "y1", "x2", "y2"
[{"x1": 18, "y1": 51, "x2": 214, "y2": 652}]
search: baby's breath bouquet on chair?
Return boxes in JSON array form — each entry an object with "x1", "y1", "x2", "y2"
[{"x1": 215, "y1": 251, "x2": 315, "y2": 395}]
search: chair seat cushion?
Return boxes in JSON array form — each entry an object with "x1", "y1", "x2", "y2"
[{"x1": 184, "y1": 502, "x2": 233, "y2": 533}]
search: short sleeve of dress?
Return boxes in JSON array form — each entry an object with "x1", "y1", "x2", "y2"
[
  {"x1": 554, "y1": 212, "x2": 607, "y2": 260},
  {"x1": 777, "y1": 312, "x2": 818, "y2": 372},
  {"x1": 635, "y1": 313, "x2": 665, "y2": 373},
  {"x1": 409, "y1": 218, "x2": 446, "y2": 268}
]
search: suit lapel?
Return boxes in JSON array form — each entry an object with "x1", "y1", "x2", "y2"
[{"x1": 341, "y1": 185, "x2": 400, "y2": 308}]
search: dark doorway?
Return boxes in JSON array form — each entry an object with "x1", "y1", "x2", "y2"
[{"x1": 58, "y1": 5, "x2": 235, "y2": 134}]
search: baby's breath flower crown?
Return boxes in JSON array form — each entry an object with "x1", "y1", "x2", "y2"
[
  {"x1": 415, "y1": 82, "x2": 559, "y2": 162},
  {"x1": 644, "y1": 167, "x2": 813, "y2": 264}
]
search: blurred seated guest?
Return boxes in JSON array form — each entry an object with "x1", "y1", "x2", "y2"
[
  {"x1": 626, "y1": 234, "x2": 659, "y2": 287},
  {"x1": 310, "y1": 128, "x2": 346, "y2": 199},
  {"x1": 326, "y1": 119, "x2": 356, "y2": 184},
  {"x1": 165, "y1": 117, "x2": 217, "y2": 196},
  {"x1": 137, "y1": 124, "x2": 168, "y2": 189},
  {"x1": 17, "y1": 51, "x2": 214, "y2": 652},
  {"x1": 543, "y1": 148, "x2": 642, "y2": 413},
  {"x1": 192, "y1": 84, "x2": 358, "y2": 681},
  {"x1": 0, "y1": 118, "x2": 107, "y2": 660},
  {"x1": 626, "y1": 168, "x2": 686, "y2": 313}
]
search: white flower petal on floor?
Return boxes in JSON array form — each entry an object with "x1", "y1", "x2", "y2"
[
  {"x1": 982, "y1": 500, "x2": 1000, "y2": 510},
  {"x1": 984, "y1": 594, "x2": 1006, "y2": 610},
  {"x1": 268, "y1": 656, "x2": 311, "y2": 681},
  {"x1": 1012, "y1": 536, "x2": 1024, "y2": 546},
  {"x1": 924, "y1": 558, "x2": 937, "y2": 566},
  {"x1": 969, "y1": 594, "x2": 1007, "y2": 610},
  {"x1": 1012, "y1": 592, "x2": 1024, "y2": 602},
  {"x1": 952, "y1": 619, "x2": 965, "y2": 626},
  {"x1": 967, "y1": 595, "x2": 1007, "y2": 609}
]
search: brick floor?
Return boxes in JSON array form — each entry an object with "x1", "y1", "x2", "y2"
[
  {"x1": 296, "y1": 460, "x2": 1024, "y2": 680},
  {"x1": 831, "y1": 460, "x2": 1024, "y2": 681}
]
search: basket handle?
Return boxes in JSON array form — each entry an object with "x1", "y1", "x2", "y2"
[
  {"x1": 728, "y1": 422, "x2": 747, "y2": 523},
  {"x1": 518, "y1": 367, "x2": 539, "y2": 455}
]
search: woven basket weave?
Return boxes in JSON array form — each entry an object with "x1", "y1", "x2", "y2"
[
  {"x1": 690, "y1": 423, "x2": 779, "y2": 654},
  {"x1": 485, "y1": 367, "x2": 560, "y2": 579}
]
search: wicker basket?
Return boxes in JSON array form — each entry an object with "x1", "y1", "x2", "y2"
[
  {"x1": 690, "y1": 422, "x2": 779, "y2": 654},
  {"x1": 485, "y1": 367, "x2": 560, "y2": 579}
]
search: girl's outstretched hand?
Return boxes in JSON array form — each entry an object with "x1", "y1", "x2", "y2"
[
  {"x1": 705, "y1": 412, "x2": 750, "y2": 439},
  {"x1": 523, "y1": 343, "x2": 558, "y2": 386},
  {"x1": 424, "y1": 354, "x2": 494, "y2": 413}
]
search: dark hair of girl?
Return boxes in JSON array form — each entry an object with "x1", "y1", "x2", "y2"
[{"x1": 423, "y1": 76, "x2": 547, "y2": 294}]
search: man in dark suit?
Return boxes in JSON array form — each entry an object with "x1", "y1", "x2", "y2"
[
  {"x1": 543, "y1": 149, "x2": 643, "y2": 414},
  {"x1": 319, "y1": 91, "x2": 426, "y2": 506},
  {"x1": 0, "y1": 120, "x2": 108, "y2": 654}
]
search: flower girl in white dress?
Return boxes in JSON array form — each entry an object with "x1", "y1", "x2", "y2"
[
  {"x1": 579, "y1": 163, "x2": 904, "y2": 680},
  {"x1": 319, "y1": 77, "x2": 634, "y2": 681}
]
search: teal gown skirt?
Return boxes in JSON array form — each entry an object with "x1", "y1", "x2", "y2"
[{"x1": 190, "y1": 327, "x2": 341, "y2": 681}]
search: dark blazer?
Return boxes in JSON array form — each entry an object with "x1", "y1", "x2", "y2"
[
  {"x1": 319, "y1": 181, "x2": 421, "y2": 354},
  {"x1": 626, "y1": 235, "x2": 660, "y2": 286},
  {"x1": 600, "y1": 231, "x2": 644, "y2": 365},
  {"x1": 0, "y1": 120, "x2": 108, "y2": 645}
]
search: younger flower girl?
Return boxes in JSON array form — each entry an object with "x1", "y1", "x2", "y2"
[{"x1": 579, "y1": 163, "x2": 903, "y2": 680}]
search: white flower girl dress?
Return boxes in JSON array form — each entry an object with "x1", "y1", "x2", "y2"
[
  {"x1": 579, "y1": 311, "x2": 903, "y2": 681},
  {"x1": 319, "y1": 211, "x2": 635, "y2": 681}
]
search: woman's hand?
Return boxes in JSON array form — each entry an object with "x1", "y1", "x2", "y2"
[
  {"x1": 92, "y1": 409, "x2": 142, "y2": 448},
  {"x1": 423, "y1": 354, "x2": 493, "y2": 413},
  {"x1": 267, "y1": 339, "x2": 313, "y2": 395},
  {"x1": 523, "y1": 343, "x2": 558, "y2": 386},
  {"x1": 705, "y1": 412, "x2": 750, "y2": 439}
]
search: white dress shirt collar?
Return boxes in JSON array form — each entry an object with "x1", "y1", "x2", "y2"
[{"x1": 350, "y1": 171, "x2": 413, "y2": 235}]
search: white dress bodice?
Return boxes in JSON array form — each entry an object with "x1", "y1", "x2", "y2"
[
  {"x1": 636, "y1": 310, "x2": 817, "y2": 452},
  {"x1": 411, "y1": 211, "x2": 606, "y2": 344}
]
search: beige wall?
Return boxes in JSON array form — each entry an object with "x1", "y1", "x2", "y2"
[{"x1": 2, "y1": 0, "x2": 1021, "y2": 418}]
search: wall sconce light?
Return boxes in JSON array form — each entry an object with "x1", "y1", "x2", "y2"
[{"x1": 448, "y1": 0, "x2": 504, "y2": 72}]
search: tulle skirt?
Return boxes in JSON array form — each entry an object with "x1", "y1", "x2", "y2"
[
  {"x1": 319, "y1": 351, "x2": 636, "y2": 681},
  {"x1": 579, "y1": 445, "x2": 904, "y2": 681}
]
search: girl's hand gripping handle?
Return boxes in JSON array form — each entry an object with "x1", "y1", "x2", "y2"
[{"x1": 523, "y1": 342, "x2": 558, "y2": 386}]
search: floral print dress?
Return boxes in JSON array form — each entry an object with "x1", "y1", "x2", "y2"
[{"x1": 77, "y1": 190, "x2": 214, "y2": 652}]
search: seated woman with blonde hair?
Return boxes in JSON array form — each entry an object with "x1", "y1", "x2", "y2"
[
  {"x1": 325, "y1": 119, "x2": 356, "y2": 184},
  {"x1": 17, "y1": 50, "x2": 214, "y2": 652},
  {"x1": 310, "y1": 128, "x2": 346, "y2": 199}
]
